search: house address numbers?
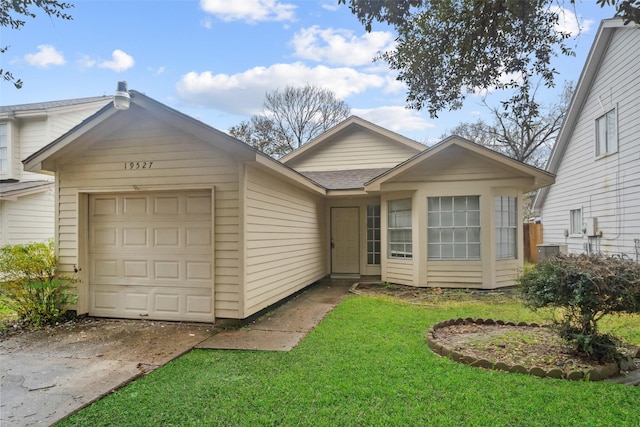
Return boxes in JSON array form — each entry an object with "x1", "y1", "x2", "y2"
[{"x1": 124, "y1": 161, "x2": 154, "y2": 170}]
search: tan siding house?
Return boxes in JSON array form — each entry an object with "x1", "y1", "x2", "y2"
[
  {"x1": 24, "y1": 92, "x2": 554, "y2": 323},
  {"x1": 0, "y1": 97, "x2": 110, "y2": 245},
  {"x1": 533, "y1": 19, "x2": 640, "y2": 259}
]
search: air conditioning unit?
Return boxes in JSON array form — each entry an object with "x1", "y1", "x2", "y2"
[{"x1": 536, "y1": 244, "x2": 568, "y2": 262}]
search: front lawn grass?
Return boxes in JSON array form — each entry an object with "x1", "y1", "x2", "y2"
[{"x1": 59, "y1": 295, "x2": 639, "y2": 427}]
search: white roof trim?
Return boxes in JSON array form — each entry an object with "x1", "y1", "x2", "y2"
[{"x1": 365, "y1": 136, "x2": 555, "y2": 192}]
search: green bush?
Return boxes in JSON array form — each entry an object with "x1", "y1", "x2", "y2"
[
  {"x1": 518, "y1": 253, "x2": 640, "y2": 362},
  {"x1": 0, "y1": 240, "x2": 76, "y2": 327}
]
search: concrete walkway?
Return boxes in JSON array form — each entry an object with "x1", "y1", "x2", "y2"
[
  {"x1": 197, "y1": 279, "x2": 353, "y2": 351},
  {"x1": 0, "y1": 279, "x2": 353, "y2": 426}
]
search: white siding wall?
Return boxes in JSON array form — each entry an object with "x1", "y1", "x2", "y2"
[
  {"x1": 56, "y1": 114, "x2": 243, "y2": 318},
  {"x1": 288, "y1": 128, "x2": 420, "y2": 171},
  {"x1": 541, "y1": 27, "x2": 640, "y2": 257},
  {"x1": 0, "y1": 190, "x2": 54, "y2": 245},
  {"x1": 16, "y1": 119, "x2": 49, "y2": 181},
  {"x1": 244, "y1": 166, "x2": 326, "y2": 317}
]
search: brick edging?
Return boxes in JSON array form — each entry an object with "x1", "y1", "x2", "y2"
[{"x1": 426, "y1": 318, "x2": 620, "y2": 381}]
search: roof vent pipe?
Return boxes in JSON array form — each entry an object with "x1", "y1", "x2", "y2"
[{"x1": 113, "y1": 81, "x2": 131, "y2": 111}]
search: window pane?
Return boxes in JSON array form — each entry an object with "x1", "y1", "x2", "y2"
[
  {"x1": 469, "y1": 244, "x2": 480, "y2": 259},
  {"x1": 467, "y1": 196, "x2": 480, "y2": 210},
  {"x1": 607, "y1": 110, "x2": 617, "y2": 152},
  {"x1": 453, "y1": 228, "x2": 467, "y2": 243},
  {"x1": 467, "y1": 211, "x2": 480, "y2": 226},
  {"x1": 428, "y1": 212, "x2": 440, "y2": 227},
  {"x1": 442, "y1": 244, "x2": 453, "y2": 259},
  {"x1": 441, "y1": 197, "x2": 452, "y2": 211},
  {"x1": 428, "y1": 196, "x2": 481, "y2": 261}
]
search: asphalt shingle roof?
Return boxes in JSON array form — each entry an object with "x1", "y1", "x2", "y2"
[{"x1": 299, "y1": 168, "x2": 389, "y2": 190}]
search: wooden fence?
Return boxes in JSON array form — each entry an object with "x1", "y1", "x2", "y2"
[{"x1": 523, "y1": 223, "x2": 543, "y2": 263}]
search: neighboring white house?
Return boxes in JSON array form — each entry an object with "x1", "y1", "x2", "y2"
[
  {"x1": 0, "y1": 97, "x2": 111, "y2": 245},
  {"x1": 23, "y1": 91, "x2": 554, "y2": 323},
  {"x1": 533, "y1": 19, "x2": 640, "y2": 260}
]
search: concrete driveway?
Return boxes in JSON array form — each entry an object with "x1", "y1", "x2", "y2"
[{"x1": 0, "y1": 319, "x2": 215, "y2": 426}]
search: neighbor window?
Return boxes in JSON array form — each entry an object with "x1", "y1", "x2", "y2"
[
  {"x1": 570, "y1": 208, "x2": 582, "y2": 235},
  {"x1": 0, "y1": 123, "x2": 7, "y2": 172},
  {"x1": 366, "y1": 205, "x2": 381, "y2": 265},
  {"x1": 596, "y1": 109, "x2": 617, "y2": 156},
  {"x1": 495, "y1": 196, "x2": 517, "y2": 259},
  {"x1": 428, "y1": 196, "x2": 480, "y2": 260},
  {"x1": 388, "y1": 199, "x2": 412, "y2": 258}
]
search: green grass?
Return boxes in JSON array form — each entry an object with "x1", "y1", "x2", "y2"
[{"x1": 59, "y1": 295, "x2": 639, "y2": 426}]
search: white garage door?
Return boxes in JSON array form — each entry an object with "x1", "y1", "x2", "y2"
[{"x1": 89, "y1": 191, "x2": 213, "y2": 322}]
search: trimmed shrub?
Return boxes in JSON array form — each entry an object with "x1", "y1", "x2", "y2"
[
  {"x1": 518, "y1": 253, "x2": 640, "y2": 362},
  {"x1": 0, "y1": 240, "x2": 76, "y2": 327}
]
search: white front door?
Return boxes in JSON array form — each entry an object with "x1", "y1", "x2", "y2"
[
  {"x1": 331, "y1": 207, "x2": 360, "y2": 275},
  {"x1": 88, "y1": 191, "x2": 213, "y2": 322}
]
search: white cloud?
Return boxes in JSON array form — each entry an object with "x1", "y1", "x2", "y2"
[
  {"x1": 98, "y1": 50, "x2": 135, "y2": 72},
  {"x1": 24, "y1": 45, "x2": 65, "y2": 68},
  {"x1": 551, "y1": 6, "x2": 594, "y2": 37},
  {"x1": 352, "y1": 106, "x2": 435, "y2": 136},
  {"x1": 176, "y1": 62, "x2": 386, "y2": 115},
  {"x1": 321, "y1": 2, "x2": 339, "y2": 12},
  {"x1": 199, "y1": 0, "x2": 296, "y2": 23},
  {"x1": 291, "y1": 26, "x2": 395, "y2": 67},
  {"x1": 201, "y1": 17, "x2": 213, "y2": 29}
]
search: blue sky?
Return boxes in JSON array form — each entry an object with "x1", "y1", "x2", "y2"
[{"x1": 0, "y1": 1, "x2": 615, "y2": 142}]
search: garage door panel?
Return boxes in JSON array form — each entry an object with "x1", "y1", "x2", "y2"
[
  {"x1": 90, "y1": 285, "x2": 212, "y2": 321},
  {"x1": 89, "y1": 191, "x2": 213, "y2": 322},
  {"x1": 91, "y1": 256, "x2": 212, "y2": 286}
]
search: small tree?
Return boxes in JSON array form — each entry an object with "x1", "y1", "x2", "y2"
[
  {"x1": 230, "y1": 84, "x2": 350, "y2": 157},
  {"x1": 0, "y1": 240, "x2": 76, "y2": 327},
  {"x1": 519, "y1": 253, "x2": 640, "y2": 362}
]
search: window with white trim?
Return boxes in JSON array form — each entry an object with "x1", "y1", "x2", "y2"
[
  {"x1": 388, "y1": 199, "x2": 412, "y2": 258},
  {"x1": 596, "y1": 109, "x2": 617, "y2": 156},
  {"x1": 366, "y1": 205, "x2": 381, "y2": 265},
  {"x1": 495, "y1": 196, "x2": 517, "y2": 259},
  {"x1": 428, "y1": 196, "x2": 480, "y2": 260},
  {"x1": 570, "y1": 208, "x2": 582, "y2": 235},
  {"x1": 0, "y1": 123, "x2": 7, "y2": 172}
]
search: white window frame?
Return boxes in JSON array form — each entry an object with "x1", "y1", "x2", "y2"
[
  {"x1": 495, "y1": 196, "x2": 517, "y2": 260},
  {"x1": 427, "y1": 196, "x2": 481, "y2": 261},
  {"x1": 366, "y1": 204, "x2": 381, "y2": 265},
  {"x1": 0, "y1": 123, "x2": 8, "y2": 173},
  {"x1": 569, "y1": 208, "x2": 582, "y2": 236},
  {"x1": 388, "y1": 199, "x2": 412, "y2": 259},
  {"x1": 595, "y1": 109, "x2": 617, "y2": 157}
]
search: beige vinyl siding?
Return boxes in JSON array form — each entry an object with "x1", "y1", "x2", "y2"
[
  {"x1": 288, "y1": 128, "x2": 420, "y2": 172},
  {"x1": 16, "y1": 119, "x2": 51, "y2": 182},
  {"x1": 384, "y1": 259, "x2": 414, "y2": 285},
  {"x1": 541, "y1": 26, "x2": 640, "y2": 256},
  {"x1": 56, "y1": 114, "x2": 242, "y2": 318},
  {"x1": 0, "y1": 190, "x2": 54, "y2": 245},
  {"x1": 425, "y1": 261, "x2": 483, "y2": 288},
  {"x1": 495, "y1": 259, "x2": 519, "y2": 287},
  {"x1": 392, "y1": 147, "x2": 525, "y2": 183},
  {"x1": 244, "y1": 166, "x2": 326, "y2": 317},
  {"x1": 46, "y1": 103, "x2": 108, "y2": 141}
]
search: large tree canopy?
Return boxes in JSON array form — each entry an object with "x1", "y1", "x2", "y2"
[
  {"x1": 1, "y1": 0, "x2": 74, "y2": 89},
  {"x1": 340, "y1": 0, "x2": 639, "y2": 117},
  {"x1": 229, "y1": 84, "x2": 351, "y2": 158}
]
